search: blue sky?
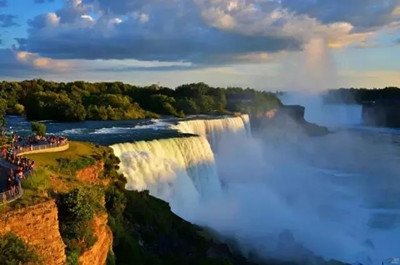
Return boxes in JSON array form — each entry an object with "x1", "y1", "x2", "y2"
[{"x1": 0, "y1": 0, "x2": 399, "y2": 91}]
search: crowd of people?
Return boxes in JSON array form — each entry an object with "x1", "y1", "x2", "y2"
[
  {"x1": 11, "y1": 134, "x2": 68, "y2": 154},
  {"x1": 0, "y1": 133, "x2": 68, "y2": 200}
]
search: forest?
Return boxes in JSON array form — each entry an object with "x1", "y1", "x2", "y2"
[
  {"x1": 324, "y1": 87, "x2": 400, "y2": 104},
  {"x1": 0, "y1": 80, "x2": 282, "y2": 123}
]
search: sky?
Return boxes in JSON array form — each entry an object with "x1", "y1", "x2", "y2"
[{"x1": 0, "y1": 0, "x2": 400, "y2": 91}]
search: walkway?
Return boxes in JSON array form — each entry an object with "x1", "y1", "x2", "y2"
[{"x1": 0, "y1": 140, "x2": 69, "y2": 204}]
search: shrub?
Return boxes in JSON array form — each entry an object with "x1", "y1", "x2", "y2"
[
  {"x1": 13, "y1": 104, "x2": 25, "y2": 115},
  {"x1": 21, "y1": 168, "x2": 50, "y2": 192},
  {"x1": 106, "y1": 250, "x2": 116, "y2": 265},
  {"x1": 54, "y1": 156, "x2": 96, "y2": 175},
  {"x1": 0, "y1": 232, "x2": 40, "y2": 265},
  {"x1": 58, "y1": 188, "x2": 104, "y2": 255},
  {"x1": 66, "y1": 250, "x2": 79, "y2": 265}
]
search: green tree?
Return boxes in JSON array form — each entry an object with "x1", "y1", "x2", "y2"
[
  {"x1": 0, "y1": 99, "x2": 7, "y2": 127},
  {"x1": 31, "y1": 121, "x2": 46, "y2": 136},
  {"x1": 13, "y1": 103, "x2": 25, "y2": 115}
]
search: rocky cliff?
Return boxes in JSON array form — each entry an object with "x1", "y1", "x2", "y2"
[
  {"x1": 0, "y1": 156, "x2": 113, "y2": 265},
  {"x1": 79, "y1": 214, "x2": 113, "y2": 265},
  {"x1": 251, "y1": 105, "x2": 329, "y2": 136},
  {"x1": 0, "y1": 200, "x2": 66, "y2": 265}
]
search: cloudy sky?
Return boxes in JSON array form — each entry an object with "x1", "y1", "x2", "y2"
[{"x1": 0, "y1": 0, "x2": 399, "y2": 90}]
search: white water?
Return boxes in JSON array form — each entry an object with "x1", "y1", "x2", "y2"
[
  {"x1": 111, "y1": 114, "x2": 400, "y2": 264},
  {"x1": 172, "y1": 114, "x2": 251, "y2": 149},
  {"x1": 111, "y1": 136, "x2": 221, "y2": 214}
]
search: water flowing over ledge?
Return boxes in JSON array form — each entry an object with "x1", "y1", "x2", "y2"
[
  {"x1": 111, "y1": 136, "x2": 221, "y2": 211},
  {"x1": 171, "y1": 114, "x2": 251, "y2": 149}
]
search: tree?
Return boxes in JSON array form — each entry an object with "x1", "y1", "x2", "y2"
[
  {"x1": 13, "y1": 103, "x2": 25, "y2": 115},
  {"x1": 31, "y1": 121, "x2": 46, "y2": 136},
  {"x1": 0, "y1": 99, "x2": 7, "y2": 127}
]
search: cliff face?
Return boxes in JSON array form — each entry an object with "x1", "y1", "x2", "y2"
[
  {"x1": 0, "y1": 159, "x2": 114, "y2": 265},
  {"x1": 76, "y1": 161, "x2": 106, "y2": 184},
  {"x1": 251, "y1": 105, "x2": 328, "y2": 136},
  {"x1": 79, "y1": 214, "x2": 113, "y2": 265},
  {"x1": 362, "y1": 104, "x2": 400, "y2": 127},
  {"x1": 0, "y1": 200, "x2": 66, "y2": 265}
]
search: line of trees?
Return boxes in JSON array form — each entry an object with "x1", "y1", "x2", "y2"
[
  {"x1": 0, "y1": 80, "x2": 282, "y2": 122},
  {"x1": 324, "y1": 87, "x2": 400, "y2": 104}
]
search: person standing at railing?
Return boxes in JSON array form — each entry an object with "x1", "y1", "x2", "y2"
[
  {"x1": 7, "y1": 169, "x2": 14, "y2": 197},
  {"x1": 14, "y1": 173, "x2": 20, "y2": 196}
]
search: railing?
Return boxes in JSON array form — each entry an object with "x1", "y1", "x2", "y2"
[
  {"x1": 0, "y1": 139, "x2": 69, "y2": 204},
  {"x1": 0, "y1": 183, "x2": 23, "y2": 204},
  {"x1": 16, "y1": 140, "x2": 69, "y2": 156}
]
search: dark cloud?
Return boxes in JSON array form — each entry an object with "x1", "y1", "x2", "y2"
[
  {"x1": 0, "y1": 0, "x2": 7, "y2": 8},
  {"x1": 281, "y1": 0, "x2": 400, "y2": 31},
  {"x1": 24, "y1": 24, "x2": 299, "y2": 62},
  {"x1": 0, "y1": 14, "x2": 18, "y2": 27},
  {"x1": 22, "y1": 0, "x2": 300, "y2": 64},
  {"x1": 17, "y1": 0, "x2": 400, "y2": 66}
]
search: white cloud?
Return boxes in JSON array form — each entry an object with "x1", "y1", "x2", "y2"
[
  {"x1": 16, "y1": 51, "x2": 70, "y2": 71},
  {"x1": 81, "y1": 14, "x2": 94, "y2": 23},
  {"x1": 46, "y1": 12, "x2": 60, "y2": 26},
  {"x1": 134, "y1": 12, "x2": 149, "y2": 23},
  {"x1": 196, "y1": 0, "x2": 374, "y2": 49}
]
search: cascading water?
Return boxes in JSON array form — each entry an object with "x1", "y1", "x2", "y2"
[
  {"x1": 111, "y1": 135, "x2": 221, "y2": 213},
  {"x1": 172, "y1": 114, "x2": 251, "y2": 149}
]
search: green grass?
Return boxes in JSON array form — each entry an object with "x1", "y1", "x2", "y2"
[
  {"x1": 0, "y1": 141, "x2": 110, "y2": 211},
  {"x1": 21, "y1": 168, "x2": 50, "y2": 191},
  {"x1": 25, "y1": 141, "x2": 101, "y2": 169}
]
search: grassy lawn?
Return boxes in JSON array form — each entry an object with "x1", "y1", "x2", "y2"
[
  {"x1": 0, "y1": 141, "x2": 110, "y2": 212},
  {"x1": 25, "y1": 141, "x2": 100, "y2": 168}
]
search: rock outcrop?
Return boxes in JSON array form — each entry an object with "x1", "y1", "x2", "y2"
[
  {"x1": 76, "y1": 161, "x2": 106, "y2": 185},
  {"x1": 79, "y1": 214, "x2": 113, "y2": 265},
  {"x1": 0, "y1": 200, "x2": 66, "y2": 265},
  {"x1": 251, "y1": 105, "x2": 329, "y2": 136}
]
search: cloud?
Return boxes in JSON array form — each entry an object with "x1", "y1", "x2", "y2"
[
  {"x1": 280, "y1": 0, "x2": 400, "y2": 31},
  {"x1": 0, "y1": 14, "x2": 18, "y2": 27},
  {"x1": 195, "y1": 0, "x2": 374, "y2": 49},
  {"x1": 16, "y1": 51, "x2": 70, "y2": 71},
  {"x1": 13, "y1": 0, "x2": 400, "y2": 67},
  {"x1": 0, "y1": 48, "x2": 197, "y2": 80},
  {"x1": 21, "y1": 0, "x2": 300, "y2": 64}
]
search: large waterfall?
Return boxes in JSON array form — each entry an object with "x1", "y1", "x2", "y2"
[
  {"x1": 172, "y1": 114, "x2": 251, "y2": 149},
  {"x1": 111, "y1": 135, "x2": 221, "y2": 212}
]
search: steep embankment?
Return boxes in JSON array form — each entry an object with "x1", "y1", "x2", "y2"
[
  {"x1": 79, "y1": 214, "x2": 113, "y2": 265},
  {"x1": 0, "y1": 200, "x2": 66, "y2": 264},
  {"x1": 0, "y1": 141, "x2": 114, "y2": 265},
  {"x1": 251, "y1": 105, "x2": 329, "y2": 136}
]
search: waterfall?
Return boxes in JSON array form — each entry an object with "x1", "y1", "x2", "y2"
[
  {"x1": 111, "y1": 136, "x2": 221, "y2": 211},
  {"x1": 172, "y1": 114, "x2": 251, "y2": 149}
]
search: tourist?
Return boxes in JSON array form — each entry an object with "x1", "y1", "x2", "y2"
[{"x1": 7, "y1": 170, "x2": 14, "y2": 197}]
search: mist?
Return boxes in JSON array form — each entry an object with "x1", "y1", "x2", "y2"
[{"x1": 180, "y1": 98, "x2": 400, "y2": 265}]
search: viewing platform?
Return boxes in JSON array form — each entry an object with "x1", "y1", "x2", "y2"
[{"x1": 0, "y1": 138, "x2": 69, "y2": 204}]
